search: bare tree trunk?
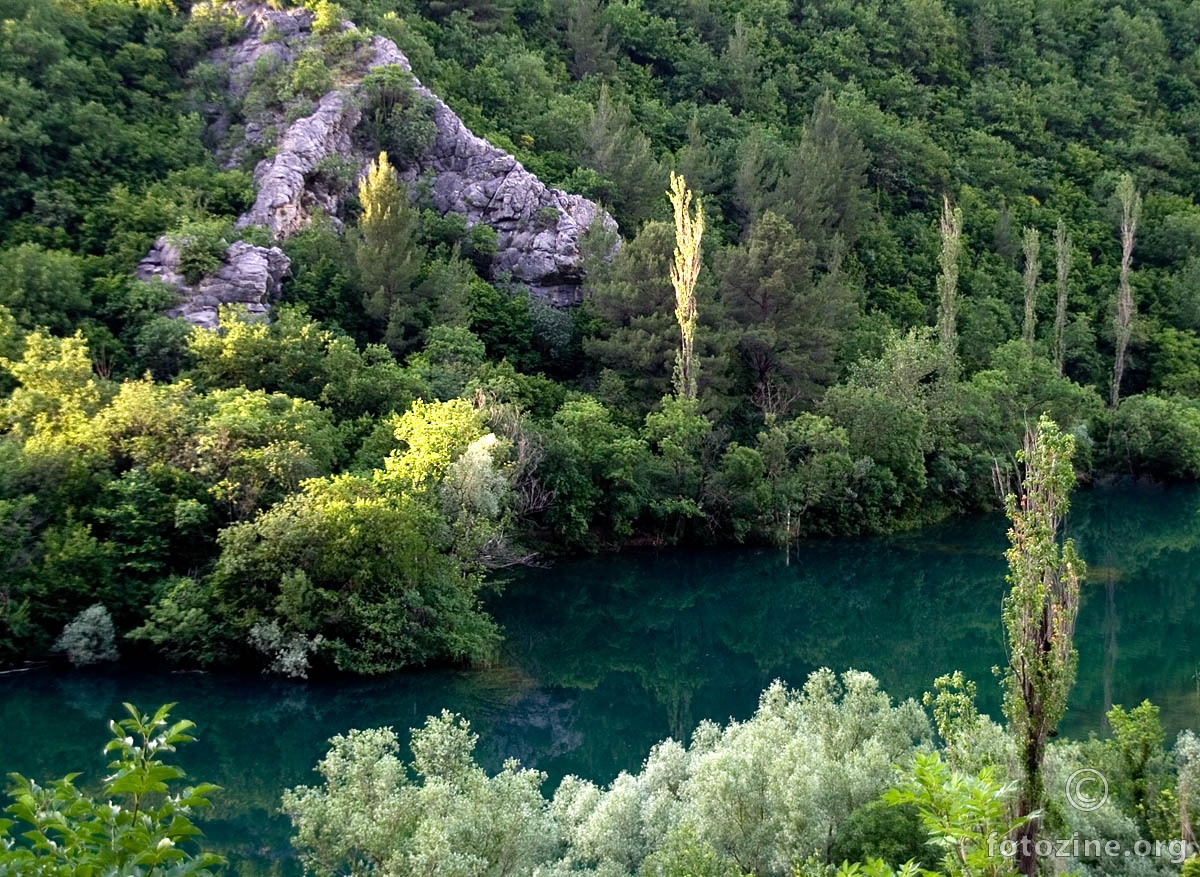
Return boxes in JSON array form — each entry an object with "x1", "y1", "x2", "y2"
[
  {"x1": 1022, "y1": 226, "x2": 1040, "y2": 345},
  {"x1": 1054, "y1": 220, "x2": 1072, "y2": 377},
  {"x1": 1112, "y1": 175, "x2": 1141, "y2": 408}
]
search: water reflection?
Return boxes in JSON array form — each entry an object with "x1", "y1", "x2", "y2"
[{"x1": 2, "y1": 483, "x2": 1200, "y2": 873}]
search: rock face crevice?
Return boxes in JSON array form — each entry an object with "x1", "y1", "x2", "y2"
[{"x1": 140, "y1": 1, "x2": 616, "y2": 328}]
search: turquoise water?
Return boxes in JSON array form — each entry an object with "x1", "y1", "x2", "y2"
[{"x1": 3, "y1": 484, "x2": 1200, "y2": 873}]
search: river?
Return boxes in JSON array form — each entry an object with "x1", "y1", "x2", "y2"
[{"x1": 3, "y1": 483, "x2": 1200, "y2": 873}]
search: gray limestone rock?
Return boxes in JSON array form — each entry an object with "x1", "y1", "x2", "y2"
[
  {"x1": 142, "y1": 1, "x2": 616, "y2": 327},
  {"x1": 136, "y1": 236, "x2": 290, "y2": 330}
]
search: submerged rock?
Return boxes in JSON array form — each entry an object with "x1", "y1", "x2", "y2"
[{"x1": 144, "y1": 1, "x2": 616, "y2": 325}]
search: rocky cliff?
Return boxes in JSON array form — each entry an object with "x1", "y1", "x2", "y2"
[{"x1": 139, "y1": 1, "x2": 616, "y2": 329}]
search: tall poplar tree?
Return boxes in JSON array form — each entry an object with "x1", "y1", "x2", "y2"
[
  {"x1": 668, "y1": 172, "x2": 704, "y2": 401},
  {"x1": 1053, "y1": 220, "x2": 1072, "y2": 377},
  {"x1": 1021, "y1": 226, "x2": 1040, "y2": 345},
  {"x1": 1111, "y1": 174, "x2": 1141, "y2": 407},
  {"x1": 936, "y1": 196, "x2": 963, "y2": 350},
  {"x1": 1000, "y1": 414, "x2": 1084, "y2": 875}
]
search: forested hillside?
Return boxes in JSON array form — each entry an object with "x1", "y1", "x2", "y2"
[{"x1": 3, "y1": 0, "x2": 1200, "y2": 674}]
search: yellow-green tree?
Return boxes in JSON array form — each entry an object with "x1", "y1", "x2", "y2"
[
  {"x1": 357, "y1": 151, "x2": 423, "y2": 351},
  {"x1": 668, "y1": 172, "x2": 704, "y2": 400}
]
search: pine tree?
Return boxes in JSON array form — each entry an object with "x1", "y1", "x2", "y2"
[
  {"x1": 356, "y1": 152, "x2": 424, "y2": 351},
  {"x1": 769, "y1": 93, "x2": 869, "y2": 255},
  {"x1": 582, "y1": 85, "x2": 663, "y2": 226},
  {"x1": 668, "y1": 173, "x2": 704, "y2": 400},
  {"x1": 719, "y1": 212, "x2": 855, "y2": 415},
  {"x1": 1111, "y1": 174, "x2": 1141, "y2": 407},
  {"x1": 565, "y1": 0, "x2": 615, "y2": 79},
  {"x1": 1000, "y1": 415, "x2": 1084, "y2": 875}
]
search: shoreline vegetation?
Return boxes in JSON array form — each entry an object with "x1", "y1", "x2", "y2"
[{"x1": 6, "y1": 422, "x2": 1200, "y2": 875}]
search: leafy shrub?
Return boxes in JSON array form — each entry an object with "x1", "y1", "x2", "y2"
[
  {"x1": 310, "y1": 0, "x2": 344, "y2": 35},
  {"x1": 282, "y1": 48, "x2": 334, "y2": 103},
  {"x1": 169, "y1": 218, "x2": 231, "y2": 284},
  {"x1": 315, "y1": 154, "x2": 360, "y2": 194},
  {"x1": 53, "y1": 603, "x2": 119, "y2": 666},
  {"x1": 529, "y1": 293, "x2": 575, "y2": 363},
  {"x1": 248, "y1": 616, "x2": 323, "y2": 679},
  {"x1": 324, "y1": 28, "x2": 370, "y2": 69},
  {"x1": 1106, "y1": 394, "x2": 1200, "y2": 480},
  {"x1": 241, "y1": 53, "x2": 287, "y2": 120},
  {"x1": 284, "y1": 671, "x2": 931, "y2": 874},
  {"x1": 133, "y1": 315, "x2": 194, "y2": 380},
  {"x1": 0, "y1": 704, "x2": 222, "y2": 874},
  {"x1": 0, "y1": 243, "x2": 88, "y2": 333},
  {"x1": 358, "y1": 66, "x2": 437, "y2": 165},
  {"x1": 419, "y1": 210, "x2": 498, "y2": 274}
]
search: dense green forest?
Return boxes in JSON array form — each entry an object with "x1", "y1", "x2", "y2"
[{"x1": 5, "y1": 0, "x2": 1200, "y2": 676}]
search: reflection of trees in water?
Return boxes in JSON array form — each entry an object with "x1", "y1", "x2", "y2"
[
  {"x1": 5, "y1": 485, "x2": 1200, "y2": 871},
  {"x1": 500, "y1": 485, "x2": 1200, "y2": 768},
  {"x1": 1065, "y1": 484, "x2": 1200, "y2": 734},
  {"x1": 498, "y1": 526, "x2": 1014, "y2": 777}
]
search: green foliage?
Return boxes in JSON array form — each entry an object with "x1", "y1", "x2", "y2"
[
  {"x1": 53, "y1": 603, "x2": 118, "y2": 666},
  {"x1": 285, "y1": 670, "x2": 930, "y2": 874},
  {"x1": 921, "y1": 672, "x2": 1011, "y2": 775},
  {"x1": 1106, "y1": 701, "x2": 1171, "y2": 835},
  {"x1": 0, "y1": 244, "x2": 88, "y2": 333},
  {"x1": 169, "y1": 218, "x2": 232, "y2": 285},
  {"x1": 1000, "y1": 415, "x2": 1084, "y2": 847},
  {"x1": 419, "y1": 211, "x2": 499, "y2": 277},
  {"x1": 407, "y1": 325, "x2": 488, "y2": 400},
  {"x1": 146, "y1": 397, "x2": 506, "y2": 676},
  {"x1": 356, "y1": 152, "x2": 426, "y2": 349},
  {"x1": 282, "y1": 48, "x2": 335, "y2": 102},
  {"x1": 11, "y1": 0, "x2": 1200, "y2": 678},
  {"x1": 583, "y1": 221, "x2": 700, "y2": 409},
  {"x1": 830, "y1": 800, "x2": 925, "y2": 872},
  {"x1": 1105, "y1": 394, "x2": 1200, "y2": 480},
  {"x1": 719, "y1": 210, "x2": 857, "y2": 415},
  {"x1": 580, "y1": 85, "x2": 665, "y2": 228},
  {"x1": 187, "y1": 305, "x2": 419, "y2": 418},
  {"x1": 0, "y1": 703, "x2": 222, "y2": 875},
  {"x1": 207, "y1": 471, "x2": 499, "y2": 674},
  {"x1": 358, "y1": 67, "x2": 437, "y2": 164},
  {"x1": 284, "y1": 714, "x2": 553, "y2": 876},
  {"x1": 882, "y1": 753, "x2": 1027, "y2": 877},
  {"x1": 310, "y1": 0, "x2": 344, "y2": 36},
  {"x1": 279, "y1": 217, "x2": 366, "y2": 334}
]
